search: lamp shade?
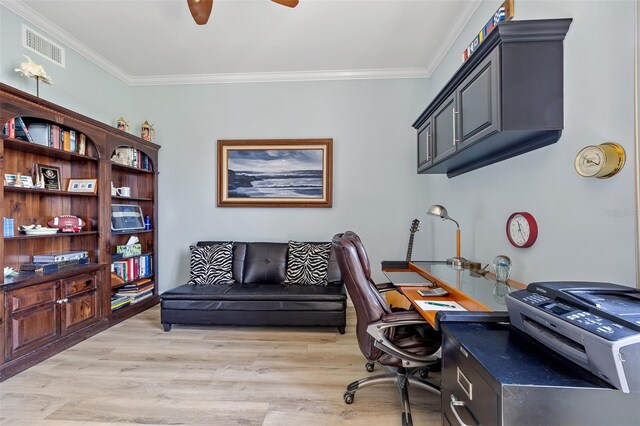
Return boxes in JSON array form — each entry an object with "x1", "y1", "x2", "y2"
[{"x1": 427, "y1": 204, "x2": 449, "y2": 220}]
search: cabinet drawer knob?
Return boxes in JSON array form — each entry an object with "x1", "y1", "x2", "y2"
[{"x1": 450, "y1": 395, "x2": 478, "y2": 426}]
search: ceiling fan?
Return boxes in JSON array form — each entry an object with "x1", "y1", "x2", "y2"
[{"x1": 187, "y1": 0, "x2": 299, "y2": 25}]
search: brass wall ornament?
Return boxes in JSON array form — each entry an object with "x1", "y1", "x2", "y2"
[{"x1": 574, "y1": 142, "x2": 626, "y2": 178}]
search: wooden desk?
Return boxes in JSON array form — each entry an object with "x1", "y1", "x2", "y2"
[{"x1": 384, "y1": 261, "x2": 525, "y2": 327}]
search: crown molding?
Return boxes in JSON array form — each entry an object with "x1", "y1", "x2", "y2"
[
  {"x1": 424, "y1": 0, "x2": 482, "y2": 77},
  {"x1": 128, "y1": 68, "x2": 429, "y2": 86},
  {"x1": 1, "y1": 0, "x2": 133, "y2": 84},
  {"x1": 1, "y1": 0, "x2": 480, "y2": 86}
]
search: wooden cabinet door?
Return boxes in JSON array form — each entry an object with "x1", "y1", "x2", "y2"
[
  {"x1": 417, "y1": 119, "x2": 433, "y2": 172},
  {"x1": 458, "y1": 49, "x2": 501, "y2": 148},
  {"x1": 7, "y1": 281, "x2": 60, "y2": 360},
  {"x1": 432, "y1": 94, "x2": 457, "y2": 163},
  {"x1": 61, "y1": 273, "x2": 98, "y2": 335}
]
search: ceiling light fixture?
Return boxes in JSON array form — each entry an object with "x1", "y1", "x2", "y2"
[{"x1": 187, "y1": 0, "x2": 299, "y2": 26}]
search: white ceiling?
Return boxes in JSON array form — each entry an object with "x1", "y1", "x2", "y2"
[{"x1": 5, "y1": 0, "x2": 481, "y2": 85}]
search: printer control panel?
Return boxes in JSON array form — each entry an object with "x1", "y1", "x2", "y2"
[{"x1": 516, "y1": 292, "x2": 635, "y2": 341}]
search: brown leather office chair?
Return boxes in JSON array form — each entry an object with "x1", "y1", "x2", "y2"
[{"x1": 332, "y1": 231, "x2": 441, "y2": 426}]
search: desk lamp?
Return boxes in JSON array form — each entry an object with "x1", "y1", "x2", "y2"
[{"x1": 427, "y1": 204, "x2": 468, "y2": 268}]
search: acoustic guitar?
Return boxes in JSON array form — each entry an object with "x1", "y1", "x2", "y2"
[{"x1": 406, "y1": 219, "x2": 421, "y2": 262}]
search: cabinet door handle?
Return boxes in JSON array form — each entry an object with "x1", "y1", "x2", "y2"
[
  {"x1": 426, "y1": 130, "x2": 431, "y2": 161},
  {"x1": 452, "y1": 108, "x2": 459, "y2": 146},
  {"x1": 57, "y1": 298, "x2": 69, "y2": 304},
  {"x1": 450, "y1": 395, "x2": 478, "y2": 426}
]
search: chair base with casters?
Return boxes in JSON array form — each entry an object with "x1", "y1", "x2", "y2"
[
  {"x1": 343, "y1": 319, "x2": 441, "y2": 426},
  {"x1": 344, "y1": 365, "x2": 441, "y2": 426}
]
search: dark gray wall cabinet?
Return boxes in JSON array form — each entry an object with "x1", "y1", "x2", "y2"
[{"x1": 414, "y1": 19, "x2": 572, "y2": 177}]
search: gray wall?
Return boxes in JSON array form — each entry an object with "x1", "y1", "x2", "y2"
[
  {"x1": 0, "y1": 7, "x2": 133, "y2": 124},
  {"x1": 132, "y1": 80, "x2": 431, "y2": 289},
  {"x1": 415, "y1": 0, "x2": 638, "y2": 286},
  {"x1": 1, "y1": 1, "x2": 638, "y2": 290}
]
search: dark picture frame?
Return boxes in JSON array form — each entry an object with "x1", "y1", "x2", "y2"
[
  {"x1": 111, "y1": 204, "x2": 145, "y2": 231},
  {"x1": 37, "y1": 164, "x2": 61, "y2": 190},
  {"x1": 217, "y1": 139, "x2": 333, "y2": 208}
]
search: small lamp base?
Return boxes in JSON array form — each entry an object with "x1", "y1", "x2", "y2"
[{"x1": 447, "y1": 257, "x2": 470, "y2": 269}]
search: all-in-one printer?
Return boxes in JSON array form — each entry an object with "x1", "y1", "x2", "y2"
[{"x1": 506, "y1": 281, "x2": 640, "y2": 393}]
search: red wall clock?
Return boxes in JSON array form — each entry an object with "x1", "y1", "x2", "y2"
[{"x1": 506, "y1": 212, "x2": 538, "y2": 248}]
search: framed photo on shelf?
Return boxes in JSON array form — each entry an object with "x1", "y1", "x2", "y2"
[
  {"x1": 4, "y1": 173, "x2": 17, "y2": 186},
  {"x1": 67, "y1": 178, "x2": 97, "y2": 193},
  {"x1": 111, "y1": 204, "x2": 145, "y2": 231},
  {"x1": 37, "y1": 164, "x2": 61, "y2": 190},
  {"x1": 217, "y1": 139, "x2": 333, "y2": 208}
]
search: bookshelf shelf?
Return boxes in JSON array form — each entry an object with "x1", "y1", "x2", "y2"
[
  {"x1": 5, "y1": 231, "x2": 98, "y2": 241},
  {"x1": 1, "y1": 263, "x2": 103, "y2": 289},
  {"x1": 3, "y1": 186, "x2": 98, "y2": 197},
  {"x1": 110, "y1": 161, "x2": 154, "y2": 174},
  {"x1": 1, "y1": 136, "x2": 99, "y2": 162},
  {"x1": 111, "y1": 195, "x2": 153, "y2": 201},
  {"x1": 112, "y1": 229, "x2": 154, "y2": 235}
]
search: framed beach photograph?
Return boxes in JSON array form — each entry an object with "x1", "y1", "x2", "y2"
[
  {"x1": 217, "y1": 139, "x2": 333, "y2": 208},
  {"x1": 37, "y1": 164, "x2": 61, "y2": 191},
  {"x1": 67, "y1": 178, "x2": 98, "y2": 193}
]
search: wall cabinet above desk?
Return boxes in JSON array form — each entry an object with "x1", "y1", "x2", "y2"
[{"x1": 414, "y1": 19, "x2": 572, "y2": 178}]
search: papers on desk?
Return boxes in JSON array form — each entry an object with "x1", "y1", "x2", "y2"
[{"x1": 416, "y1": 300, "x2": 467, "y2": 311}]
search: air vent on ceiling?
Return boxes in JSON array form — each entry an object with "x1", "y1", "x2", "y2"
[{"x1": 22, "y1": 24, "x2": 65, "y2": 68}]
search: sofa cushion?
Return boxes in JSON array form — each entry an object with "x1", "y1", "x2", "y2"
[
  {"x1": 284, "y1": 241, "x2": 332, "y2": 286},
  {"x1": 161, "y1": 282, "x2": 346, "y2": 302},
  {"x1": 188, "y1": 243, "x2": 233, "y2": 285},
  {"x1": 242, "y1": 243, "x2": 289, "y2": 284}
]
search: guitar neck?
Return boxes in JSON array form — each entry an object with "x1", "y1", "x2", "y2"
[{"x1": 406, "y1": 234, "x2": 416, "y2": 262}]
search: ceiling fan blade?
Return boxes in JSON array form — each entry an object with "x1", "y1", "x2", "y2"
[
  {"x1": 271, "y1": 0, "x2": 299, "y2": 8},
  {"x1": 187, "y1": 0, "x2": 214, "y2": 25}
]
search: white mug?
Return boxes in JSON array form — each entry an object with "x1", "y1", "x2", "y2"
[
  {"x1": 116, "y1": 186, "x2": 131, "y2": 197},
  {"x1": 111, "y1": 184, "x2": 117, "y2": 196}
]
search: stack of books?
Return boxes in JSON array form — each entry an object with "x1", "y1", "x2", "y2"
[
  {"x1": 21, "y1": 251, "x2": 89, "y2": 274},
  {"x1": 111, "y1": 294, "x2": 131, "y2": 312},
  {"x1": 115, "y1": 278, "x2": 154, "y2": 305},
  {"x1": 111, "y1": 147, "x2": 152, "y2": 171}
]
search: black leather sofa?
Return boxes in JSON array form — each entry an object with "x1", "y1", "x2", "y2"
[{"x1": 160, "y1": 241, "x2": 347, "y2": 333}]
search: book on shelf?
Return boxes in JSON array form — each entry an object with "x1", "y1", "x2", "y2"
[
  {"x1": 14, "y1": 117, "x2": 34, "y2": 142},
  {"x1": 111, "y1": 294, "x2": 131, "y2": 311},
  {"x1": 20, "y1": 262, "x2": 58, "y2": 274},
  {"x1": 26, "y1": 122, "x2": 50, "y2": 146}
]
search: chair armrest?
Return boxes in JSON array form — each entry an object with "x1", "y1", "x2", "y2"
[
  {"x1": 374, "y1": 282, "x2": 397, "y2": 293},
  {"x1": 381, "y1": 311, "x2": 426, "y2": 323},
  {"x1": 367, "y1": 314, "x2": 441, "y2": 367}
]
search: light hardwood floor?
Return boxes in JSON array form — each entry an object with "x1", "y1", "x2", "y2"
[{"x1": 0, "y1": 305, "x2": 441, "y2": 425}]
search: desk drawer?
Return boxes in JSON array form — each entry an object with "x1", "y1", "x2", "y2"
[{"x1": 442, "y1": 334, "x2": 499, "y2": 425}]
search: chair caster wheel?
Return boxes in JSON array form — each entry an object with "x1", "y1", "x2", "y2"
[
  {"x1": 419, "y1": 369, "x2": 429, "y2": 379},
  {"x1": 365, "y1": 362, "x2": 375, "y2": 372},
  {"x1": 344, "y1": 392, "x2": 355, "y2": 404}
]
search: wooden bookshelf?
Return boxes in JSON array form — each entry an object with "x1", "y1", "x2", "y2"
[{"x1": 0, "y1": 83, "x2": 160, "y2": 380}]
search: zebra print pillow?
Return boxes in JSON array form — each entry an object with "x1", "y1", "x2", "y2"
[
  {"x1": 284, "y1": 241, "x2": 332, "y2": 286},
  {"x1": 188, "y1": 243, "x2": 233, "y2": 285}
]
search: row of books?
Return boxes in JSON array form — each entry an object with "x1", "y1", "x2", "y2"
[
  {"x1": 3, "y1": 117, "x2": 87, "y2": 155},
  {"x1": 111, "y1": 254, "x2": 153, "y2": 282},
  {"x1": 111, "y1": 147, "x2": 152, "y2": 171},
  {"x1": 111, "y1": 280, "x2": 154, "y2": 312}
]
